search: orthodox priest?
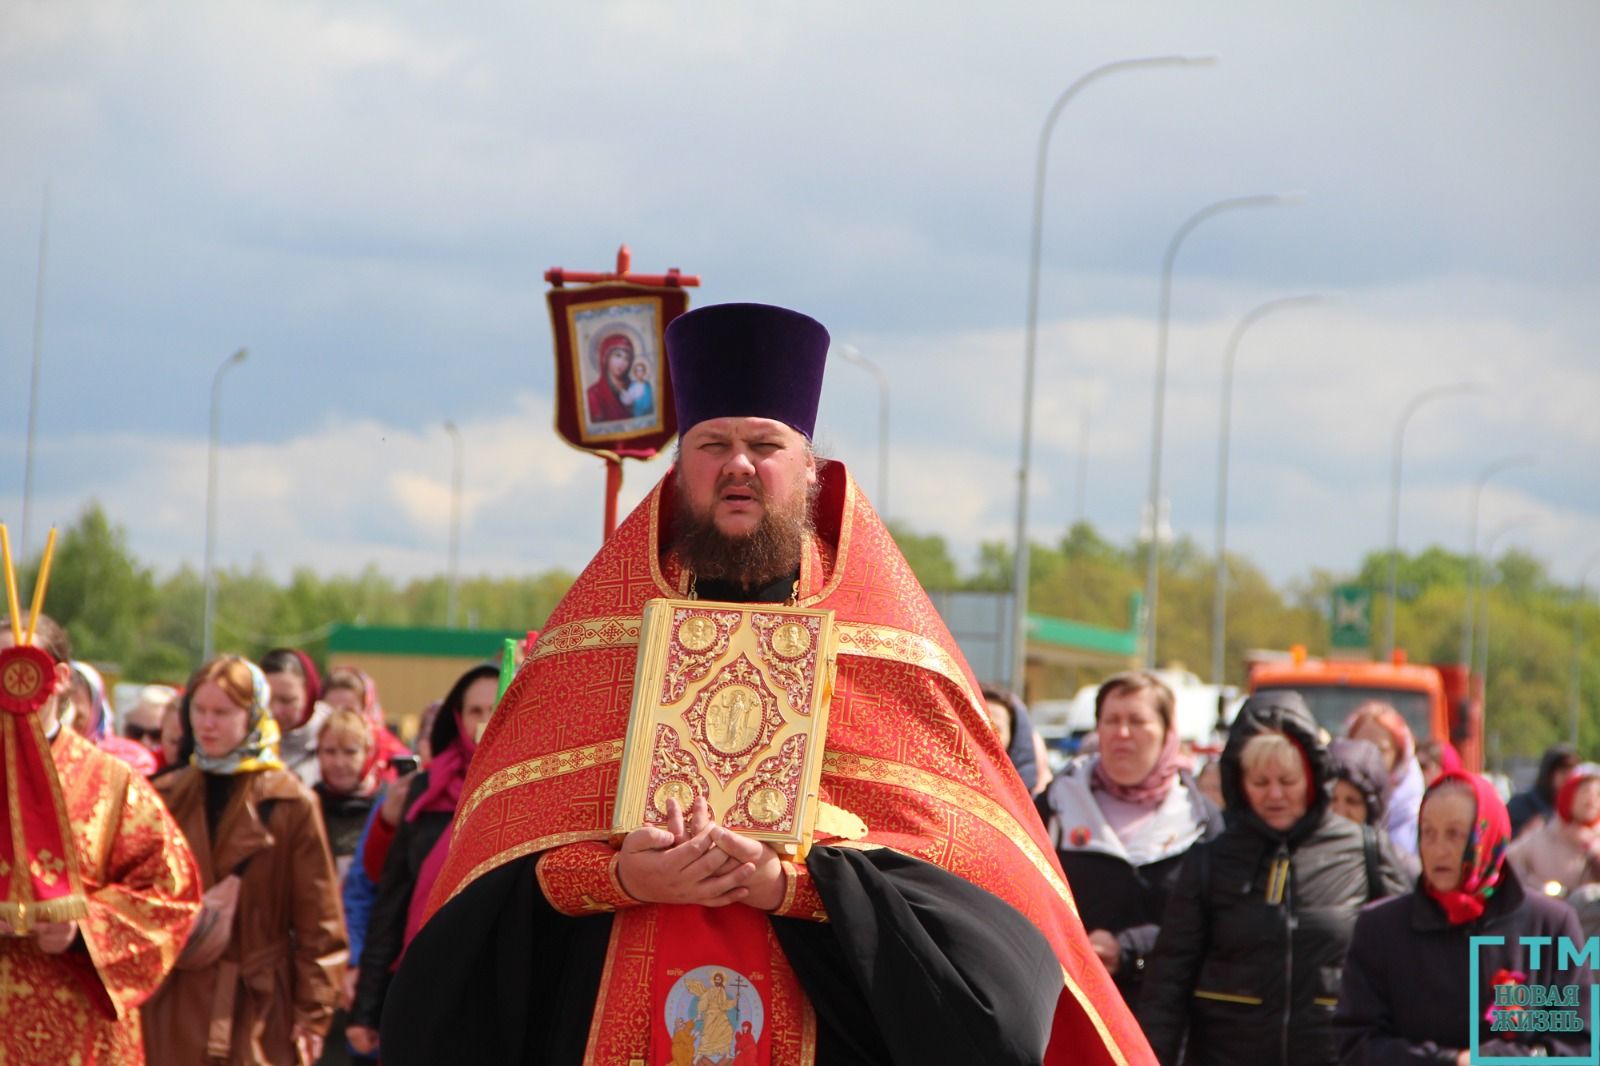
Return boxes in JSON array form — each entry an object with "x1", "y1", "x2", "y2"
[
  {"x1": 0, "y1": 615, "x2": 202, "y2": 1064},
  {"x1": 378, "y1": 303, "x2": 1153, "y2": 1065}
]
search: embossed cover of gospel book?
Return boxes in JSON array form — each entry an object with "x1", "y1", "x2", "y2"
[{"x1": 613, "y1": 598, "x2": 839, "y2": 857}]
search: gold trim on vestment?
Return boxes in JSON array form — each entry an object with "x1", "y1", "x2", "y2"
[
  {"x1": 1064, "y1": 965, "x2": 1132, "y2": 1066},
  {"x1": 456, "y1": 739, "x2": 625, "y2": 826},
  {"x1": 796, "y1": 472, "x2": 855, "y2": 608},
  {"x1": 525, "y1": 615, "x2": 974, "y2": 709},
  {"x1": 584, "y1": 906, "x2": 629, "y2": 1060},
  {"x1": 832, "y1": 622, "x2": 981, "y2": 714},
  {"x1": 525, "y1": 619, "x2": 643, "y2": 663},
  {"x1": 445, "y1": 829, "x2": 614, "y2": 907},
  {"x1": 819, "y1": 751, "x2": 1077, "y2": 918}
]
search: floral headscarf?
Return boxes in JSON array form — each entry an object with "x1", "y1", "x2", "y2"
[
  {"x1": 192, "y1": 657, "x2": 285, "y2": 775},
  {"x1": 69, "y1": 660, "x2": 111, "y2": 741},
  {"x1": 1422, "y1": 770, "x2": 1511, "y2": 925}
]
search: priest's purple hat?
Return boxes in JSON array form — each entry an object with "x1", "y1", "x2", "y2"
[{"x1": 666, "y1": 303, "x2": 830, "y2": 439}]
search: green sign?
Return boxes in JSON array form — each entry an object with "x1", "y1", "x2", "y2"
[{"x1": 1330, "y1": 584, "x2": 1371, "y2": 649}]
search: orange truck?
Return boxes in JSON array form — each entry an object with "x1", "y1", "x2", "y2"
[{"x1": 1248, "y1": 649, "x2": 1483, "y2": 773}]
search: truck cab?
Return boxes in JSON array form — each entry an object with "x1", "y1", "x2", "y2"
[{"x1": 1248, "y1": 651, "x2": 1480, "y2": 773}]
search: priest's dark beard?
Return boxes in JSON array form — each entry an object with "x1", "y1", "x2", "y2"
[{"x1": 671, "y1": 473, "x2": 818, "y2": 589}]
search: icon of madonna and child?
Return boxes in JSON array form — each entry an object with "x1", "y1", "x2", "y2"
[
  {"x1": 663, "y1": 966, "x2": 763, "y2": 1066},
  {"x1": 574, "y1": 303, "x2": 664, "y2": 441}
]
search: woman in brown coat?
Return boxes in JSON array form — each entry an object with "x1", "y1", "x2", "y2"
[{"x1": 142, "y1": 656, "x2": 347, "y2": 1065}]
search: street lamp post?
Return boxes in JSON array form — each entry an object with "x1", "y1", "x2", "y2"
[
  {"x1": 1474, "y1": 517, "x2": 1534, "y2": 722},
  {"x1": 202, "y1": 347, "x2": 249, "y2": 662},
  {"x1": 20, "y1": 185, "x2": 50, "y2": 559},
  {"x1": 1209, "y1": 294, "x2": 1321, "y2": 685},
  {"x1": 1460, "y1": 454, "x2": 1536, "y2": 669},
  {"x1": 444, "y1": 421, "x2": 464, "y2": 628},
  {"x1": 837, "y1": 345, "x2": 890, "y2": 518},
  {"x1": 1573, "y1": 551, "x2": 1600, "y2": 747},
  {"x1": 1384, "y1": 382, "x2": 1482, "y2": 657},
  {"x1": 1010, "y1": 53, "x2": 1217, "y2": 694},
  {"x1": 1142, "y1": 191, "x2": 1304, "y2": 668}
]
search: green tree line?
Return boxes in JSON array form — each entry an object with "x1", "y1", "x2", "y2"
[
  {"x1": 892, "y1": 520, "x2": 1599, "y2": 761},
  {"x1": 15, "y1": 503, "x2": 1598, "y2": 760}
]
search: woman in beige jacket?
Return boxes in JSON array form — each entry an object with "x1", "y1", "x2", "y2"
[
  {"x1": 142, "y1": 656, "x2": 347, "y2": 1065},
  {"x1": 1508, "y1": 762, "x2": 1600, "y2": 899}
]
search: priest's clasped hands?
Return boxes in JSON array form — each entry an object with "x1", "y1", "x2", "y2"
[{"x1": 615, "y1": 795, "x2": 786, "y2": 911}]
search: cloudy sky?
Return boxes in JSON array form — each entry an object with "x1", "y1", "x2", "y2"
[{"x1": 2, "y1": 1, "x2": 1596, "y2": 593}]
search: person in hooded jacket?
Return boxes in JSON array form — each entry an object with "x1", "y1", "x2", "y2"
[
  {"x1": 1335, "y1": 770, "x2": 1593, "y2": 1063},
  {"x1": 1507, "y1": 743, "x2": 1580, "y2": 839},
  {"x1": 1330, "y1": 737, "x2": 1417, "y2": 881},
  {"x1": 1136, "y1": 691, "x2": 1410, "y2": 1066},
  {"x1": 1037, "y1": 670, "x2": 1222, "y2": 1007}
]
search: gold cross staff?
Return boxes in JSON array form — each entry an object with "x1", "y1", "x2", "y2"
[{"x1": 0, "y1": 522, "x2": 59, "y2": 649}]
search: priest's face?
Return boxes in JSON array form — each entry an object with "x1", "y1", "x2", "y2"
[
  {"x1": 677, "y1": 417, "x2": 816, "y2": 539},
  {"x1": 673, "y1": 417, "x2": 818, "y2": 588}
]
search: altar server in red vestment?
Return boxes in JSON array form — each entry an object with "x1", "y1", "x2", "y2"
[
  {"x1": 0, "y1": 615, "x2": 201, "y2": 1065},
  {"x1": 377, "y1": 303, "x2": 1155, "y2": 1065}
]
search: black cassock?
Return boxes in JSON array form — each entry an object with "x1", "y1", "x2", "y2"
[{"x1": 379, "y1": 845, "x2": 1064, "y2": 1065}]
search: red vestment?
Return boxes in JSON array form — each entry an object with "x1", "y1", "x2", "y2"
[
  {"x1": 0, "y1": 730, "x2": 201, "y2": 1065},
  {"x1": 421, "y1": 462, "x2": 1153, "y2": 1065}
]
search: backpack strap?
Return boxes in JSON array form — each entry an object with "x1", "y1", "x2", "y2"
[{"x1": 1362, "y1": 824, "x2": 1382, "y2": 902}]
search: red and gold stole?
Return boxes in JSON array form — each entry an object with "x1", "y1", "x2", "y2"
[{"x1": 429, "y1": 462, "x2": 1153, "y2": 1066}]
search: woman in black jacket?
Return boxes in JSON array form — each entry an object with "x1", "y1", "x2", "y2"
[
  {"x1": 346, "y1": 663, "x2": 499, "y2": 1057},
  {"x1": 1137, "y1": 691, "x2": 1409, "y2": 1066},
  {"x1": 1335, "y1": 770, "x2": 1593, "y2": 1063},
  {"x1": 1037, "y1": 671, "x2": 1222, "y2": 1006}
]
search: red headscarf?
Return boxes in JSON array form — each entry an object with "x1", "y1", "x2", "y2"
[
  {"x1": 1422, "y1": 770, "x2": 1511, "y2": 925},
  {"x1": 287, "y1": 649, "x2": 323, "y2": 727},
  {"x1": 1555, "y1": 763, "x2": 1600, "y2": 827}
]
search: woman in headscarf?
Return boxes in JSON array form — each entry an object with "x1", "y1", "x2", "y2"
[
  {"x1": 1346, "y1": 701, "x2": 1427, "y2": 865},
  {"x1": 1507, "y1": 743, "x2": 1581, "y2": 839},
  {"x1": 260, "y1": 647, "x2": 330, "y2": 787},
  {"x1": 1336, "y1": 771, "x2": 1593, "y2": 1062},
  {"x1": 141, "y1": 655, "x2": 347, "y2": 1066},
  {"x1": 1507, "y1": 762, "x2": 1600, "y2": 900},
  {"x1": 322, "y1": 665, "x2": 411, "y2": 782},
  {"x1": 346, "y1": 663, "x2": 498, "y2": 1058},
  {"x1": 1137, "y1": 691, "x2": 1410, "y2": 1066},
  {"x1": 67, "y1": 659, "x2": 160, "y2": 775},
  {"x1": 1037, "y1": 671, "x2": 1222, "y2": 1006}
]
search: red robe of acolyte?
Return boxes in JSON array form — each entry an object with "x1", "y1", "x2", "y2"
[
  {"x1": 382, "y1": 462, "x2": 1154, "y2": 1066},
  {"x1": 1, "y1": 729, "x2": 201, "y2": 1065}
]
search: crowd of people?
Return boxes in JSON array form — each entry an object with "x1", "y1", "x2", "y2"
[
  {"x1": 19, "y1": 618, "x2": 1600, "y2": 1065},
  {"x1": 5, "y1": 302, "x2": 1595, "y2": 1064},
  {"x1": 0, "y1": 611, "x2": 508, "y2": 1066}
]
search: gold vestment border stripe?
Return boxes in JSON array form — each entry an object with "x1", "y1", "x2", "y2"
[
  {"x1": 456, "y1": 739, "x2": 625, "y2": 827},
  {"x1": 1062, "y1": 965, "x2": 1131, "y2": 1066},
  {"x1": 524, "y1": 616, "x2": 975, "y2": 713},
  {"x1": 820, "y1": 751, "x2": 1077, "y2": 918}
]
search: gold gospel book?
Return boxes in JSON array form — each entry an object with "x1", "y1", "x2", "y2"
[{"x1": 613, "y1": 598, "x2": 839, "y2": 858}]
